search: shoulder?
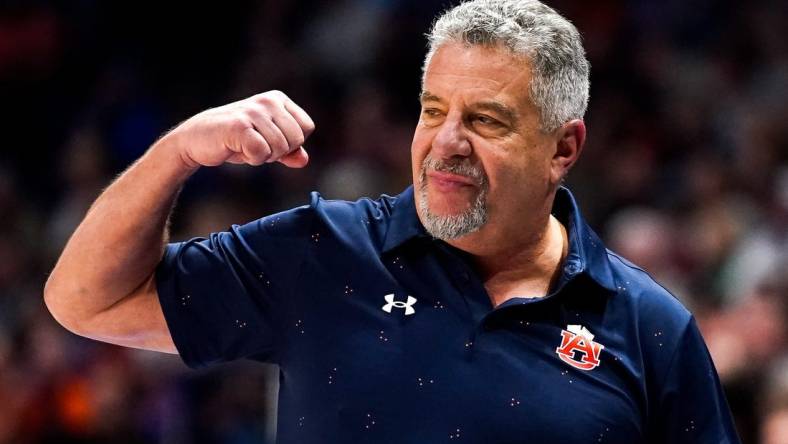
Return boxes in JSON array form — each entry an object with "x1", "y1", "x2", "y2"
[
  {"x1": 605, "y1": 249, "x2": 693, "y2": 341},
  {"x1": 306, "y1": 191, "x2": 402, "y2": 251},
  {"x1": 242, "y1": 192, "x2": 398, "y2": 233},
  {"x1": 229, "y1": 191, "x2": 405, "y2": 255},
  {"x1": 310, "y1": 191, "x2": 399, "y2": 222},
  {"x1": 601, "y1": 250, "x2": 705, "y2": 394}
]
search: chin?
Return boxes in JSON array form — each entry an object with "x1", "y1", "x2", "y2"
[
  {"x1": 418, "y1": 186, "x2": 488, "y2": 241},
  {"x1": 426, "y1": 197, "x2": 471, "y2": 217}
]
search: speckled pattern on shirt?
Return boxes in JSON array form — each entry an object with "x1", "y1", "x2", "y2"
[{"x1": 156, "y1": 186, "x2": 741, "y2": 444}]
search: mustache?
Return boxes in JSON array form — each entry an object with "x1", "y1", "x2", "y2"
[{"x1": 420, "y1": 156, "x2": 487, "y2": 186}]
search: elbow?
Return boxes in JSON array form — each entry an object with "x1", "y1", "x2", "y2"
[{"x1": 43, "y1": 273, "x2": 87, "y2": 336}]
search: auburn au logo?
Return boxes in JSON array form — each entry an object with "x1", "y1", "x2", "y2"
[{"x1": 555, "y1": 325, "x2": 604, "y2": 371}]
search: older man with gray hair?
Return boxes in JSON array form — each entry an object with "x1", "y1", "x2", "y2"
[{"x1": 44, "y1": 0, "x2": 741, "y2": 443}]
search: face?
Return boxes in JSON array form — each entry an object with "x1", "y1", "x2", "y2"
[{"x1": 412, "y1": 43, "x2": 562, "y2": 246}]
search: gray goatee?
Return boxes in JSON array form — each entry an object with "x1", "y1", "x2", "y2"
[{"x1": 418, "y1": 155, "x2": 489, "y2": 240}]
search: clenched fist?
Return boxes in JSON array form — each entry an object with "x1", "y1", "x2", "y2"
[{"x1": 161, "y1": 90, "x2": 315, "y2": 169}]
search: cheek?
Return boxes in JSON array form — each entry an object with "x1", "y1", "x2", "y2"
[
  {"x1": 477, "y1": 147, "x2": 510, "y2": 183},
  {"x1": 410, "y1": 129, "x2": 432, "y2": 173},
  {"x1": 483, "y1": 152, "x2": 545, "y2": 198},
  {"x1": 411, "y1": 124, "x2": 432, "y2": 150}
]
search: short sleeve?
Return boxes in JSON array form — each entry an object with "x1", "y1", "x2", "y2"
[
  {"x1": 155, "y1": 203, "x2": 315, "y2": 368},
  {"x1": 651, "y1": 317, "x2": 741, "y2": 444}
]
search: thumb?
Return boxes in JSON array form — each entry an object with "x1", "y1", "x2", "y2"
[{"x1": 277, "y1": 147, "x2": 309, "y2": 168}]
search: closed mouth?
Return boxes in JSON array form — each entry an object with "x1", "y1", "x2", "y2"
[{"x1": 426, "y1": 170, "x2": 478, "y2": 187}]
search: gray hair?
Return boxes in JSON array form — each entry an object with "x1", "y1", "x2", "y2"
[{"x1": 423, "y1": 0, "x2": 590, "y2": 132}]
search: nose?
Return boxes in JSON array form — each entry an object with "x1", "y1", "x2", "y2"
[{"x1": 432, "y1": 113, "x2": 471, "y2": 159}]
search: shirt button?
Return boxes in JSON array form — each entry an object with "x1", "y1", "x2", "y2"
[{"x1": 566, "y1": 262, "x2": 581, "y2": 274}]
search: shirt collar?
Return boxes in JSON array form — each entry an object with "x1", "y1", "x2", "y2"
[
  {"x1": 381, "y1": 185, "x2": 617, "y2": 292},
  {"x1": 382, "y1": 186, "x2": 429, "y2": 253},
  {"x1": 552, "y1": 186, "x2": 617, "y2": 292}
]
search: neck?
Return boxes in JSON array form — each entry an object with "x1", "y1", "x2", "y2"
[{"x1": 460, "y1": 214, "x2": 569, "y2": 306}]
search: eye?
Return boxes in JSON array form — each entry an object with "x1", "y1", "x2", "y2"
[
  {"x1": 473, "y1": 114, "x2": 500, "y2": 126},
  {"x1": 422, "y1": 108, "x2": 443, "y2": 117},
  {"x1": 468, "y1": 113, "x2": 511, "y2": 137}
]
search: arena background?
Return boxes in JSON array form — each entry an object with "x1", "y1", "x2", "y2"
[{"x1": 1, "y1": 0, "x2": 786, "y2": 443}]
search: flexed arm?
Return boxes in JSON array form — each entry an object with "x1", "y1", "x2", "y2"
[{"x1": 44, "y1": 91, "x2": 315, "y2": 353}]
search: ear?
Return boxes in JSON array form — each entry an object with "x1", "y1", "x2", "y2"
[{"x1": 550, "y1": 119, "x2": 586, "y2": 185}]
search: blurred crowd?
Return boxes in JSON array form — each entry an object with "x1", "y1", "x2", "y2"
[{"x1": 1, "y1": 0, "x2": 786, "y2": 443}]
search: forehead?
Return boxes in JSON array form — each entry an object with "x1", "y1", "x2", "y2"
[{"x1": 422, "y1": 43, "x2": 533, "y2": 106}]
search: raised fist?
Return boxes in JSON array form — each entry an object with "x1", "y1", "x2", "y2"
[{"x1": 161, "y1": 90, "x2": 315, "y2": 169}]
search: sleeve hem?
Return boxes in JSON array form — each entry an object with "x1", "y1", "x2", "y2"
[{"x1": 155, "y1": 243, "x2": 204, "y2": 369}]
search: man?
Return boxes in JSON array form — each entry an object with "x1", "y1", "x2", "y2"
[{"x1": 45, "y1": 0, "x2": 741, "y2": 442}]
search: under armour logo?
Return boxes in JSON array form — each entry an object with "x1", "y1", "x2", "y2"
[{"x1": 381, "y1": 294, "x2": 417, "y2": 315}]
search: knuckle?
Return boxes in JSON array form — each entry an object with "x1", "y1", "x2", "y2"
[
  {"x1": 255, "y1": 90, "x2": 288, "y2": 107},
  {"x1": 244, "y1": 106, "x2": 267, "y2": 122},
  {"x1": 269, "y1": 89, "x2": 287, "y2": 100},
  {"x1": 303, "y1": 121, "x2": 316, "y2": 136},
  {"x1": 243, "y1": 136, "x2": 269, "y2": 165},
  {"x1": 226, "y1": 115, "x2": 249, "y2": 133},
  {"x1": 274, "y1": 137, "x2": 292, "y2": 156},
  {"x1": 256, "y1": 95, "x2": 275, "y2": 107},
  {"x1": 293, "y1": 133, "x2": 306, "y2": 148},
  {"x1": 271, "y1": 140, "x2": 289, "y2": 157},
  {"x1": 250, "y1": 157, "x2": 267, "y2": 166},
  {"x1": 246, "y1": 155, "x2": 265, "y2": 166}
]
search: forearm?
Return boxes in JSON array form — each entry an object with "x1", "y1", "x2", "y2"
[
  {"x1": 44, "y1": 90, "x2": 313, "y2": 351},
  {"x1": 45, "y1": 134, "x2": 196, "y2": 332}
]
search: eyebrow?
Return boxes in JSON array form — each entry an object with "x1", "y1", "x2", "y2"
[
  {"x1": 419, "y1": 91, "x2": 517, "y2": 124},
  {"x1": 419, "y1": 91, "x2": 442, "y2": 103}
]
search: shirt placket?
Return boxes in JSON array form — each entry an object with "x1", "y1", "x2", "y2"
[{"x1": 435, "y1": 241, "x2": 585, "y2": 356}]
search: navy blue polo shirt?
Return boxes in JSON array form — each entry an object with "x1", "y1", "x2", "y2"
[{"x1": 156, "y1": 186, "x2": 740, "y2": 444}]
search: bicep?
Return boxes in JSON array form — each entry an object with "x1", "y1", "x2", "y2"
[{"x1": 83, "y1": 273, "x2": 177, "y2": 354}]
